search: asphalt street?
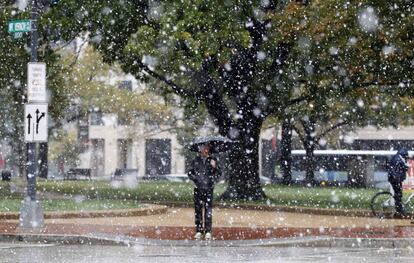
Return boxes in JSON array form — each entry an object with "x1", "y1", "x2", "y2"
[{"x1": 1, "y1": 242, "x2": 414, "y2": 263}]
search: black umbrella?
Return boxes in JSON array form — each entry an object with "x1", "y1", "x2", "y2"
[{"x1": 188, "y1": 135, "x2": 234, "y2": 153}]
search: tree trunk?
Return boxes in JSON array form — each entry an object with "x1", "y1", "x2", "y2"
[
  {"x1": 38, "y1": 142, "x2": 48, "y2": 179},
  {"x1": 347, "y1": 157, "x2": 367, "y2": 187},
  {"x1": 280, "y1": 118, "x2": 292, "y2": 185},
  {"x1": 304, "y1": 143, "x2": 316, "y2": 185},
  {"x1": 221, "y1": 121, "x2": 266, "y2": 201},
  {"x1": 302, "y1": 116, "x2": 317, "y2": 185}
]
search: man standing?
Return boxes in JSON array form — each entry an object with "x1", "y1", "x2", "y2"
[
  {"x1": 387, "y1": 148, "x2": 410, "y2": 218},
  {"x1": 187, "y1": 143, "x2": 221, "y2": 240}
]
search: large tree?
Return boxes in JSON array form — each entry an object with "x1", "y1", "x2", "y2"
[
  {"x1": 46, "y1": 1, "x2": 310, "y2": 200},
  {"x1": 276, "y1": 0, "x2": 414, "y2": 184},
  {"x1": 46, "y1": 0, "x2": 414, "y2": 200}
]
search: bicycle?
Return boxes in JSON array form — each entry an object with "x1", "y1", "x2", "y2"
[{"x1": 371, "y1": 184, "x2": 414, "y2": 219}]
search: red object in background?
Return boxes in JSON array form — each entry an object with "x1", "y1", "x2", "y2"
[
  {"x1": 58, "y1": 158, "x2": 65, "y2": 175},
  {"x1": 403, "y1": 159, "x2": 414, "y2": 190},
  {"x1": 0, "y1": 154, "x2": 5, "y2": 169}
]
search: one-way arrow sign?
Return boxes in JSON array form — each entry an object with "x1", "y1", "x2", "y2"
[{"x1": 25, "y1": 103, "x2": 48, "y2": 142}]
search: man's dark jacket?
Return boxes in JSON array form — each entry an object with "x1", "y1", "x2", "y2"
[
  {"x1": 387, "y1": 148, "x2": 409, "y2": 183},
  {"x1": 187, "y1": 156, "x2": 221, "y2": 190}
]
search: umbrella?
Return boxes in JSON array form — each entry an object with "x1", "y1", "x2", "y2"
[{"x1": 188, "y1": 135, "x2": 234, "y2": 153}]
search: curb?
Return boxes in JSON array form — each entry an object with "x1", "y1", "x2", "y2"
[
  {"x1": 1, "y1": 233, "x2": 414, "y2": 249},
  {"x1": 0, "y1": 234, "x2": 125, "y2": 246},
  {"x1": 0, "y1": 204, "x2": 168, "y2": 220},
  {"x1": 218, "y1": 203, "x2": 374, "y2": 217},
  {"x1": 150, "y1": 201, "x2": 374, "y2": 217}
]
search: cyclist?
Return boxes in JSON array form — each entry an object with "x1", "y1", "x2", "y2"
[{"x1": 387, "y1": 147, "x2": 410, "y2": 218}]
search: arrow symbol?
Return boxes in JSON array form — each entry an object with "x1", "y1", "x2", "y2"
[
  {"x1": 35, "y1": 109, "x2": 45, "y2": 134},
  {"x1": 26, "y1": 114, "x2": 32, "y2": 134}
]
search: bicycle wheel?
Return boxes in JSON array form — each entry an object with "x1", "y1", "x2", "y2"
[
  {"x1": 371, "y1": 191, "x2": 396, "y2": 219},
  {"x1": 404, "y1": 193, "x2": 414, "y2": 215}
]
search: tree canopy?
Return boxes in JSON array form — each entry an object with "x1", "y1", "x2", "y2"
[
  {"x1": 43, "y1": 0, "x2": 414, "y2": 199},
  {"x1": 6, "y1": 0, "x2": 413, "y2": 198}
]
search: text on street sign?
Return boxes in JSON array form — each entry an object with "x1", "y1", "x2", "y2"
[
  {"x1": 8, "y1": 20, "x2": 32, "y2": 33},
  {"x1": 27, "y1": 62, "x2": 47, "y2": 102}
]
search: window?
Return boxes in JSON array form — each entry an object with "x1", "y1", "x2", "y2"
[
  {"x1": 119, "y1": 80, "x2": 132, "y2": 91},
  {"x1": 90, "y1": 111, "x2": 104, "y2": 126}
]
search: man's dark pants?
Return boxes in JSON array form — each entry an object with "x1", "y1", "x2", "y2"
[
  {"x1": 194, "y1": 187, "x2": 213, "y2": 233},
  {"x1": 390, "y1": 181, "x2": 405, "y2": 215}
]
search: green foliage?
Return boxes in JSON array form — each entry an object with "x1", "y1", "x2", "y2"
[
  {"x1": 272, "y1": 0, "x2": 414, "y2": 151},
  {"x1": 0, "y1": 5, "x2": 69, "y2": 171},
  {"x1": 31, "y1": 1, "x2": 414, "y2": 199},
  {"x1": 0, "y1": 7, "x2": 28, "y2": 154},
  {"x1": 43, "y1": 0, "x2": 147, "y2": 64},
  {"x1": 126, "y1": 0, "x2": 254, "y2": 72},
  {"x1": 276, "y1": 0, "x2": 414, "y2": 91},
  {"x1": 46, "y1": 0, "x2": 414, "y2": 131},
  {"x1": 57, "y1": 46, "x2": 172, "y2": 125},
  {"x1": 48, "y1": 129, "x2": 82, "y2": 166},
  {"x1": 0, "y1": 182, "x2": 21, "y2": 199}
]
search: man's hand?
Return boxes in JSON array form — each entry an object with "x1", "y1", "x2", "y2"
[{"x1": 210, "y1": 159, "x2": 216, "y2": 168}]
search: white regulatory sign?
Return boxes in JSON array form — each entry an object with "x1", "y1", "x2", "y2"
[
  {"x1": 27, "y1": 62, "x2": 47, "y2": 102},
  {"x1": 24, "y1": 103, "x2": 48, "y2": 142}
]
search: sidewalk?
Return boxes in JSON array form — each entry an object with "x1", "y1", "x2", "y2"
[{"x1": 1, "y1": 206, "x2": 414, "y2": 242}]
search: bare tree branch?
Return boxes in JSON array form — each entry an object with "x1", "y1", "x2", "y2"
[
  {"x1": 316, "y1": 120, "x2": 350, "y2": 142},
  {"x1": 292, "y1": 123, "x2": 305, "y2": 144},
  {"x1": 139, "y1": 63, "x2": 193, "y2": 98}
]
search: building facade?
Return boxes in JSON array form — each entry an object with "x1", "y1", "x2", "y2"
[
  {"x1": 73, "y1": 113, "x2": 414, "y2": 187},
  {"x1": 76, "y1": 113, "x2": 186, "y2": 179}
]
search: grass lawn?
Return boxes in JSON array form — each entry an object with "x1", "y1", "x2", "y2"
[
  {"x1": 0, "y1": 198, "x2": 140, "y2": 212},
  {"x1": 37, "y1": 179, "x2": 206, "y2": 202},
  {"x1": 36, "y1": 180, "x2": 381, "y2": 210},
  {"x1": 1, "y1": 179, "x2": 385, "y2": 212},
  {"x1": 263, "y1": 185, "x2": 378, "y2": 210}
]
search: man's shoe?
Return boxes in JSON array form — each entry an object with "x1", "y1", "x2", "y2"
[
  {"x1": 395, "y1": 211, "x2": 409, "y2": 219},
  {"x1": 205, "y1": 232, "x2": 212, "y2": 240},
  {"x1": 194, "y1": 232, "x2": 203, "y2": 240}
]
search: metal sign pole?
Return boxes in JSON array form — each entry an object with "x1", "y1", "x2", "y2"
[
  {"x1": 20, "y1": 0, "x2": 44, "y2": 229},
  {"x1": 27, "y1": 0, "x2": 38, "y2": 201}
]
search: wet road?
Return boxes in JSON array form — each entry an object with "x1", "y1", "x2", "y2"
[{"x1": 1, "y1": 243, "x2": 414, "y2": 263}]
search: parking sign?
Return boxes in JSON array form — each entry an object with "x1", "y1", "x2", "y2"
[{"x1": 27, "y1": 62, "x2": 47, "y2": 102}]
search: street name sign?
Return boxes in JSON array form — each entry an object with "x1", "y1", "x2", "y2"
[
  {"x1": 8, "y1": 20, "x2": 32, "y2": 33},
  {"x1": 24, "y1": 103, "x2": 48, "y2": 142},
  {"x1": 27, "y1": 62, "x2": 47, "y2": 102}
]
